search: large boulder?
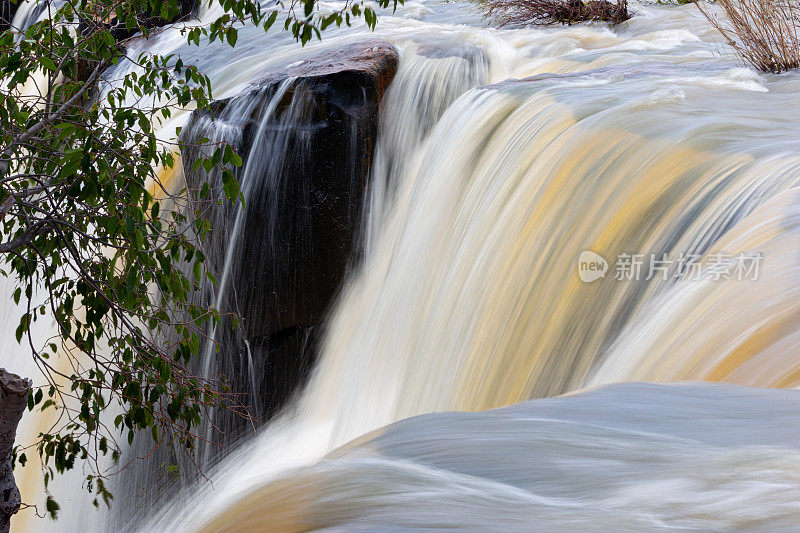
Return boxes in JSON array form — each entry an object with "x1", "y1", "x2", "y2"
[
  {"x1": 218, "y1": 40, "x2": 398, "y2": 339},
  {"x1": 183, "y1": 39, "x2": 398, "y2": 427}
]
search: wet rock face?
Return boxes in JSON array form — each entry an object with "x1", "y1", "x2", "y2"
[
  {"x1": 238, "y1": 40, "x2": 398, "y2": 340},
  {"x1": 183, "y1": 40, "x2": 399, "y2": 423}
]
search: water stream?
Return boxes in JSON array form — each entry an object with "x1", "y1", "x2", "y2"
[{"x1": 7, "y1": 0, "x2": 800, "y2": 530}]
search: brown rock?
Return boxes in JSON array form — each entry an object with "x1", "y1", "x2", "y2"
[{"x1": 0, "y1": 368, "x2": 31, "y2": 533}]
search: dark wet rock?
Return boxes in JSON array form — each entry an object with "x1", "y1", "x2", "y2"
[
  {"x1": 184, "y1": 38, "x2": 399, "y2": 425},
  {"x1": 228, "y1": 40, "x2": 398, "y2": 340}
]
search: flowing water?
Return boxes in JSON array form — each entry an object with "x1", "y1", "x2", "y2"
[
  {"x1": 178, "y1": 383, "x2": 800, "y2": 532},
  {"x1": 7, "y1": 0, "x2": 800, "y2": 530}
]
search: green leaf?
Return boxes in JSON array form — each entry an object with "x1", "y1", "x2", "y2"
[
  {"x1": 226, "y1": 27, "x2": 238, "y2": 47},
  {"x1": 46, "y1": 496, "x2": 60, "y2": 519},
  {"x1": 193, "y1": 260, "x2": 202, "y2": 282},
  {"x1": 222, "y1": 173, "x2": 240, "y2": 200},
  {"x1": 264, "y1": 10, "x2": 278, "y2": 31},
  {"x1": 40, "y1": 56, "x2": 58, "y2": 71}
]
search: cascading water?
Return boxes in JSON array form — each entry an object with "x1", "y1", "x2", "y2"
[
  {"x1": 133, "y1": 3, "x2": 800, "y2": 530},
  {"x1": 8, "y1": 0, "x2": 800, "y2": 530},
  {"x1": 182, "y1": 77, "x2": 306, "y2": 462},
  {"x1": 588, "y1": 188, "x2": 800, "y2": 387}
]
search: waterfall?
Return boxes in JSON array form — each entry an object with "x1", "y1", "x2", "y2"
[
  {"x1": 183, "y1": 77, "x2": 303, "y2": 463},
  {"x1": 589, "y1": 187, "x2": 800, "y2": 387},
  {"x1": 292, "y1": 64, "x2": 800, "y2": 446},
  {"x1": 7, "y1": 0, "x2": 800, "y2": 530},
  {"x1": 139, "y1": 3, "x2": 800, "y2": 529}
]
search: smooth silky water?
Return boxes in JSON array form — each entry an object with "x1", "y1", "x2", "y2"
[{"x1": 5, "y1": 0, "x2": 800, "y2": 530}]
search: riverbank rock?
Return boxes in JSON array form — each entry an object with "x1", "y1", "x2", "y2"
[{"x1": 0, "y1": 368, "x2": 31, "y2": 533}]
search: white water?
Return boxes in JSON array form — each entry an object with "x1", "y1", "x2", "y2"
[
  {"x1": 183, "y1": 383, "x2": 800, "y2": 532},
  {"x1": 6, "y1": 0, "x2": 800, "y2": 530},
  {"x1": 151, "y1": 1, "x2": 800, "y2": 531}
]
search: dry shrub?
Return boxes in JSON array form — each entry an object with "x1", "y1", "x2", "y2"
[
  {"x1": 698, "y1": 0, "x2": 800, "y2": 72},
  {"x1": 477, "y1": 0, "x2": 630, "y2": 26}
]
